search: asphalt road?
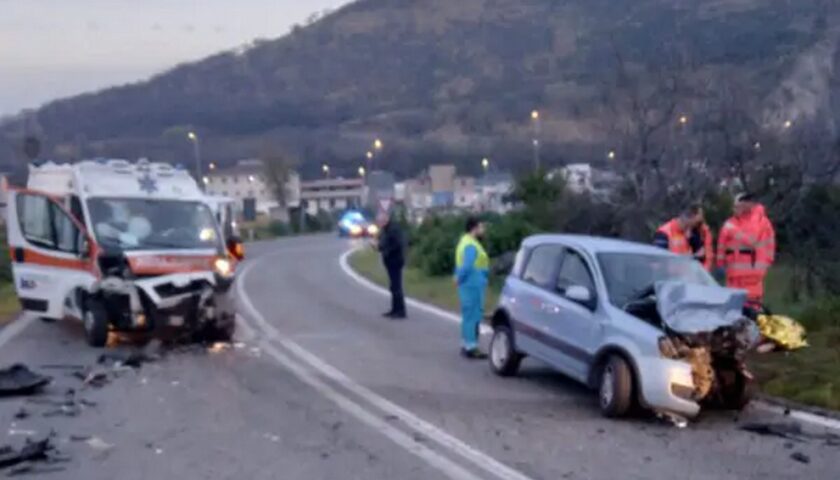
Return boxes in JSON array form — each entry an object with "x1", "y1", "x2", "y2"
[{"x1": 0, "y1": 234, "x2": 837, "y2": 479}]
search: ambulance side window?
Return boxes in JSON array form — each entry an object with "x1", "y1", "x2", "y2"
[
  {"x1": 17, "y1": 195, "x2": 55, "y2": 249},
  {"x1": 51, "y1": 203, "x2": 79, "y2": 253},
  {"x1": 17, "y1": 194, "x2": 82, "y2": 254}
]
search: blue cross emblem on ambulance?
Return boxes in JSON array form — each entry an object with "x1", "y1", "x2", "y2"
[{"x1": 138, "y1": 173, "x2": 158, "y2": 194}]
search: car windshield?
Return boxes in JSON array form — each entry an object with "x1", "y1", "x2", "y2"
[
  {"x1": 87, "y1": 198, "x2": 222, "y2": 252},
  {"x1": 597, "y1": 252, "x2": 716, "y2": 307}
]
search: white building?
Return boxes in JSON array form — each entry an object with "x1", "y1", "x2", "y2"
[
  {"x1": 555, "y1": 163, "x2": 594, "y2": 194},
  {"x1": 300, "y1": 177, "x2": 365, "y2": 215},
  {"x1": 204, "y1": 159, "x2": 300, "y2": 217}
]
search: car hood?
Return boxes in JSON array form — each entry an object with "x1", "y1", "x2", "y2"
[{"x1": 654, "y1": 281, "x2": 747, "y2": 334}]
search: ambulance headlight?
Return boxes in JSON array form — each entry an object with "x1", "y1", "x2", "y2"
[{"x1": 213, "y1": 257, "x2": 234, "y2": 278}]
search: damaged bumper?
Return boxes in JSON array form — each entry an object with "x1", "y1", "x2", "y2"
[
  {"x1": 637, "y1": 357, "x2": 701, "y2": 418},
  {"x1": 92, "y1": 271, "x2": 235, "y2": 333}
]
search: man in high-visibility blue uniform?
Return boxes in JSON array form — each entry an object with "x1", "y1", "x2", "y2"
[{"x1": 454, "y1": 217, "x2": 489, "y2": 359}]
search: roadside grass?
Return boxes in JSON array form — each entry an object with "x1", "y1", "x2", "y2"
[
  {"x1": 0, "y1": 283, "x2": 18, "y2": 326},
  {"x1": 350, "y1": 248, "x2": 839, "y2": 412}
]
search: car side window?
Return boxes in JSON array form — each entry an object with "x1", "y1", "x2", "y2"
[
  {"x1": 557, "y1": 249, "x2": 596, "y2": 296},
  {"x1": 521, "y1": 245, "x2": 564, "y2": 289}
]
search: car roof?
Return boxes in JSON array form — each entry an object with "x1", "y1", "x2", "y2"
[{"x1": 522, "y1": 234, "x2": 674, "y2": 257}]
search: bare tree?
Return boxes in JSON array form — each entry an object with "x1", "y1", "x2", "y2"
[{"x1": 260, "y1": 147, "x2": 296, "y2": 211}]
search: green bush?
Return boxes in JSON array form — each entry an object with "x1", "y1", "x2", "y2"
[
  {"x1": 798, "y1": 297, "x2": 840, "y2": 333},
  {"x1": 409, "y1": 213, "x2": 538, "y2": 277},
  {"x1": 0, "y1": 229, "x2": 10, "y2": 285}
]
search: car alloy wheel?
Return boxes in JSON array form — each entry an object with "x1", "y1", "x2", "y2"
[
  {"x1": 600, "y1": 365, "x2": 615, "y2": 409},
  {"x1": 491, "y1": 330, "x2": 511, "y2": 369}
]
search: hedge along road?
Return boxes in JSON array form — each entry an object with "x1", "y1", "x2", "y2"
[{"x1": 236, "y1": 234, "x2": 839, "y2": 480}]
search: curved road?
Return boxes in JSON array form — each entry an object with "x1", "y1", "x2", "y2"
[{"x1": 0, "y1": 234, "x2": 835, "y2": 479}]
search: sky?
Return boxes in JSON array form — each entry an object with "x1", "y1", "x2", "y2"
[{"x1": 0, "y1": 0, "x2": 352, "y2": 115}]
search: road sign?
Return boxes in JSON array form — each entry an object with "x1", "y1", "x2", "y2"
[{"x1": 378, "y1": 197, "x2": 392, "y2": 214}]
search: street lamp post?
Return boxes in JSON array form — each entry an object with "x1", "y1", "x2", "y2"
[
  {"x1": 322, "y1": 164, "x2": 331, "y2": 178},
  {"x1": 530, "y1": 110, "x2": 541, "y2": 172},
  {"x1": 481, "y1": 157, "x2": 490, "y2": 174},
  {"x1": 358, "y1": 166, "x2": 366, "y2": 177},
  {"x1": 187, "y1": 131, "x2": 203, "y2": 186}
]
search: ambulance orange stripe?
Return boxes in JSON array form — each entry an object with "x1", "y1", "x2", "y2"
[{"x1": 9, "y1": 247, "x2": 95, "y2": 273}]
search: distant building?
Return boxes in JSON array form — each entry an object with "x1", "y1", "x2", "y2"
[
  {"x1": 300, "y1": 177, "x2": 365, "y2": 215},
  {"x1": 476, "y1": 172, "x2": 514, "y2": 213},
  {"x1": 454, "y1": 176, "x2": 478, "y2": 210},
  {"x1": 205, "y1": 159, "x2": 300, "y2": 217},
  {"x1": 402, "y1": 164, "x2": 513, "y2": 219},
  {"x1": 548, "y1": 163, "x2": 622, "y2": 200}
]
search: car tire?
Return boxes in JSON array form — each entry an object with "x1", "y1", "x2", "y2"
[
  {"x1": 489, "y1": 325, "x2": 522, "y2": 377},
  {"x1": 599, "y1": 355, "x2": 634, "y2": 418},
  {"x1": 83, "y1": 300, "x2": 109, "y2": 348}
]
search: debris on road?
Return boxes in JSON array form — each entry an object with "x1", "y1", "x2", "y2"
[
  {"x1": 740, "y1": 422, "x2": 840, "y2": 447},
  {"x1": 0, "y1": 365, "x2": 51, "y2": 397},
  {"x1": 97, "y1": 350, "x2": 155, "y2": 369},
  {"x1": 85, "y1": 436, "x2": 113, "y2": 452},
  {"x1": 790, "y1": 452, "x2": 810, "y2": 464},
  {"x1": 0, "y1": 437, "x2": 65, "y2": 474},
  {"x1": 657, "y1": 412, "x2": 689, "y2": 429}
]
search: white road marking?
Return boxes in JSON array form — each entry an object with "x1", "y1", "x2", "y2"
[
  {"x1": 0, "y1": 315, "x2": 35, "y2": 350},
  {"x1": 237, "y1": 257, "x2": 537, "y2": 480},
  {"x1": 234, "y1": 313, "x2": 257, "y2": 342},
  {"x1": 339, "y1": 247, "x2": 840, "y2": 432},
  {"x1": 338, "y1": 247, "x2": 492, "y2": 335},
  {"x1": 256, "y1": 340, "x2": 484, "y2": 480}
]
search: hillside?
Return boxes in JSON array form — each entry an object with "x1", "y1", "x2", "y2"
[{"x1": 1, "y1": 0, "x2": 836, "y2": 178}]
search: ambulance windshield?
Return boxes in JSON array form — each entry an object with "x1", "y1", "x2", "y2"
[{"x1": 87, "y1": 198, "x2": 222, "y2": 251}]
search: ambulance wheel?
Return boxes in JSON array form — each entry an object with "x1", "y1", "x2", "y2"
[
  {"x1": 84, "y1": 300, "x2": 109, "y2": 348},
  {"x1": 201, "y1": 318, "x2": 236, "y2": 343}
]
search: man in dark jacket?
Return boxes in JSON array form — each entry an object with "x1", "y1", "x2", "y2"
[{"x1": 377, "y1": 212, "x2": 406, "y2": 319}]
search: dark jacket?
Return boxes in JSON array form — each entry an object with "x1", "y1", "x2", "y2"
[{"x1": 378, "y1": 220, "x2": 405, "y2": 268}]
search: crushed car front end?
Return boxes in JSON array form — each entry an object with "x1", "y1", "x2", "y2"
[{"x1": 620, "y1": 281, "x2": 758, "y2": 419}]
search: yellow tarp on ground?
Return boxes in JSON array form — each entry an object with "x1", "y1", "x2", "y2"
[{"x1": 757, "y1": 314, "x2": 809, "y2": 351}]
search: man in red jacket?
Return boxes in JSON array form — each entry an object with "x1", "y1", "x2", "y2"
[
  {"x1": 653, "y1": 204, "x2": 714, "y2": 271},
  {"x1": 717, "y1": 193, "x2": 776, "y2": 305}
]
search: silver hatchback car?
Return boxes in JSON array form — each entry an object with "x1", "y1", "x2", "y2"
[{"x1": 489, "y1": 234, "x2": 754, "y2": 420}]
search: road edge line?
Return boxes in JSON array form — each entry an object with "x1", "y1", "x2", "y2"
[
  {"x1": 0, "y1": 315, "x2": 36, "y2": 350},
  {"x1": 237, "y1": 255, "x2": 537, "y2": 480},
  {"x1": 338, "y1": 247, "x2": 492, "y2": 335},
  {"x1": 339, "y1": 248, "x2": 840, "y2": 432}
]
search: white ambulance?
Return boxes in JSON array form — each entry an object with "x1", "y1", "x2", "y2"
[{"x1": 5, "y1": 159, "x2": 243, "y2": 347}]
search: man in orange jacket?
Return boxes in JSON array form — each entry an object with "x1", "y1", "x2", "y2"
[
  {"x1": 716, "y1": 193, "x2": 776, "y2": 305},
  {"x1": 654, "y1": 204, "x2": 714, "y2": 271}
]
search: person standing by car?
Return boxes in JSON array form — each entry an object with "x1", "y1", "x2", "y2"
[
  {"x1": 377, "y1": 211, "x2": 406, "y2": 319},
  {"x1": 653, "y1": 204, "x2": 714, "y2": 270},
  {"x1": 454, "y1": 217, "x2": 489, "y2": 359},
  {"x1": 717, "y1": 193, "x2": 776, "y2": 306}
]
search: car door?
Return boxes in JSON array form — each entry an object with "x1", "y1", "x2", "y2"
[
  {"x1": 509, "y1": 243, "x2": 565, "y2": 365},
  {"x1": 6, "y1": 190, "x2": 97, "y2": 320},
  {"x1": 543, "y1": 247, "x2": 601, "y2": 382}
]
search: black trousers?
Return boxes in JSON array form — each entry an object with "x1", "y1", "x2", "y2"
[{"x1": 385, "y1": 263, "x2": 406, "y2": 315}]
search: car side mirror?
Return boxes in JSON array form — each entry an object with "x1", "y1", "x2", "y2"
[
  {"x1": 227, "y1": 236, "x2": 245, "y2": 260},
  {"x1": 565, "y1": 285, "x2": 594, "y2": 307}
]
